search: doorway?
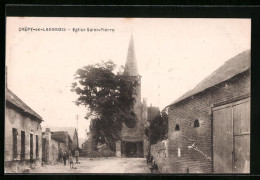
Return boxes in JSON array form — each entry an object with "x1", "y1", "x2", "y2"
[
  {"x1": 30, "y1": 134, "x2": 33, "y2": 160},
  {"x1": 213, "y1": 98, "x2": 250, "y2": 173},
  {"x1": 21, "y1": 131, "x2": 25, "y2": 160},
  {"x1": 123, "y1": 141, "x2": 144, "y2": 158},
  {"x1": 125, "y1": 142, "x2": 137, "y2": 157}
]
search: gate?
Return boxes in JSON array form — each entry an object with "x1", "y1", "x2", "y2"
[{"x1": 212, "y1": 98, "x2": 250, "y2": 173}]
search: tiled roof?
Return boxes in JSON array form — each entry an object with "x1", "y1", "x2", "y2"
[
  {"x1": 168, "y1": 50, "x2": 251, "y2": 106},
  {"x1": 51, "y1": 131, "x2": 68, "y2": 143},
  {"x1": 43, "y1": 126, "x2": 76, "y2": 140},
  {"x1": 6, "y1": 88, "x2": 43, "y2": 121}
]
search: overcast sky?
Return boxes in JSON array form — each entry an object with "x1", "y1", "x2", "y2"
[{"x1": 6, "y1": 17, "x2": 251, "y2": 139}]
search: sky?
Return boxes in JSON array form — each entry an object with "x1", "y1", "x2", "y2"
[{"x1": 6, "y1": 17, "x2": 251, "y2": 140}]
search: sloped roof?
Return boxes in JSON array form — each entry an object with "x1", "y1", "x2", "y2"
[
  {"x1": 51, "y1": 131, "x2": 68, "y2": 143},
  {"x1": 6, "y1": 88, "x2": 43, "y2": 121},
  {"x1": 43, "y1": 126, "x2": 76, "y2": 139},
  {"x1": 168, "y1": 50, "x2": 251, "y2": 106}
]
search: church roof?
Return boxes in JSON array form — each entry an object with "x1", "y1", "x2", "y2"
[
  {"x1": 124, "y1": 34, "x2": 139, "y2": 76},
  {"x1": 168, "y1": 50, "x2": 251, "y2": 106}
]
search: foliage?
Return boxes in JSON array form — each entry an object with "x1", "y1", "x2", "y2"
[
  {"x1": 71, "y1": 60, "x2": 138, "y2": 150},
  {"x1": 148, "y1": 110, "x2": 168, "y2": 145}
]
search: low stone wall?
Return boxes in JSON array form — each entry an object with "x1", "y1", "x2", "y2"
[{"x1": 150, "y1": 140, "x2": 169, "y2": 173}]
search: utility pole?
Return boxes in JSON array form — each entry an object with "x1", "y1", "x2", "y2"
[
  {"x1": 76, "y1": 115, "x2": 79, "y2": 149},
  {"x1": 76, "y1": 115, "x2": 79, "y2": 132}
]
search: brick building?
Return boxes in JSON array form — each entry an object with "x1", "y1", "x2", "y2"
[
  {"x1": 116, "y1": 35, "x2": 158, "y2": 158},
  {"x1": 166, "y1": 50, "x2": 250, "y2": 173},
  {"x1": 5, "y1": 88, "x2": 43, "y2": 173}
]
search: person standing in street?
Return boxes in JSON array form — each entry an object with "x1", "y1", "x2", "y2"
[
  {"x1": 63, "y1": 151, "x2": 67, "y2": 166},
  {"x1": 68, "y1": 150, "x2": 74, "y2": 169},
  {"x1": 75, "y1": 148, "x2": 79, "y2": 164}
]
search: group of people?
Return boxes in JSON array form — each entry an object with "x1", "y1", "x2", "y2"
[{"x1": 58, "y1": 148, "x2": 80, "y2": 169}]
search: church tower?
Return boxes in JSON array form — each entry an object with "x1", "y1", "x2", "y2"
[
  {"x1": 115, "y1": 35, "x2": 149, "y2": 158},
  {"x1": 123, "y1": 34, "x2": 141, "y2": 105}
]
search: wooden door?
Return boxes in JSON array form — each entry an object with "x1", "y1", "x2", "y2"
[
  {"x1": 213, "y1": 105, "x2": 233, "y2": 173},
  {"x1": 213, "y1": 98, "x2": 250, "y2": 173},
  {"x1": 233, "y1": 100, "x2": 250, "y2": 173}
]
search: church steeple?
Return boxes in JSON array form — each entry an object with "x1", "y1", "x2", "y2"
[
  {"x1": 124, "y1": 34, "x2": 141, "y2": 104},
  {"x1": 124, "y1": 34, "x2": 139, "y2": 76}
]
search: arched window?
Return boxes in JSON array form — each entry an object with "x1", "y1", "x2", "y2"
[
  {"x1": 175, "y1": 124, "x2": 180, "y2": 131},
  {"x1": 194, "y1": 119, "x2": 200, "y2": 128}
]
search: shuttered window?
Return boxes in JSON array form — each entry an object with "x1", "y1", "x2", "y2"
[
  {"x1": 36, "y1": 135, "x2": 39, "y2": 158},
  {"x1": 12, "y1": 128, "x2": 18, "y2": 159}
]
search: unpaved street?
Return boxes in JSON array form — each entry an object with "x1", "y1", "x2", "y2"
[{"x1": 31, "y1": 157, "x2": 151, "y2": 173}]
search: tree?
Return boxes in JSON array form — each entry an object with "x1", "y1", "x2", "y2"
[
  {"x1": 71, "y1": 60, "x2": 138, "y2": 151},
  {"x1": 147, "y1": 110, "x2": 168, "y2": 145}
]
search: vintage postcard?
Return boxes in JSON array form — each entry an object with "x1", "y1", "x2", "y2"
[{"x1": 5, "y1": 17, "x2": 250, "y2": 174}]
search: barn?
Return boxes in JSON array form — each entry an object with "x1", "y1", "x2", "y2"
[{"x1": 166, "y1": 50, "x2": 250, "y2": 173}]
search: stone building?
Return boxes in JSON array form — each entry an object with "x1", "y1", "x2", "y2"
[
  {"x1": 81, "y1": 120, "x2": 96, "y2": 156},
  {"x1": 42, "y1": 128, "x2": 68, "y2": 164},
  {"x1": 166, "y1": 50, "x2": 250, "y2": 173},
  {"x1": 5, "y1": 88, "x2": 43, "y2": 173},
  {"x1": 116, "y1": 35, "x2": 158, "y2": 158},
  {"x1": 42, "y1": 126, "x2": 79, "y2": 152}
]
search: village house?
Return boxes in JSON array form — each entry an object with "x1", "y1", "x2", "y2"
[
  {"x1": 42, "y1": 128, "x2": 68, "y2": 164},
  {"x1": 5, "y1": 88, "x2": 43, "y2": 173},
  {"x1": 165, "y1": 50, "x2": 250, "y2": 173},
  {"x1": 81, "y1": 128, "x2": 95, "y2": 156},
  {"x1": 41, "y1": 126, "x2": 79, "y2": 164},
  {"x1": 43, "y1": 127, "x2": 79, "y2": 151}
]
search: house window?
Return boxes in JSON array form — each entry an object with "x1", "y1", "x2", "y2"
[
  {"x1": 12, "y1": 128, "x2": 18, "y2": 159},
  {"x1": 36, "y1": 135, "x2": 39, "y2": 158},
  {"x1": 194, "y1": 119, "x2": 200, "y2": 128},
  {"x1": 21, "y1": 131, "x2": 25, "y2": 160},
  {"x1": 175, "y1": 124, "x2": 180, "y2": 131}
]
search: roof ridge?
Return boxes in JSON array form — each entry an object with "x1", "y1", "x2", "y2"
[
  {"x1": 6, "y1": 88, "x2": 43, "y2": 120},
  {"x1": 167, "y1": 49, "x2": 250, "y2": 107}
]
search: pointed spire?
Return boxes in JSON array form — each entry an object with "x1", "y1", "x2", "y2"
[{"x1": 124, "y1": 34, "x2": 139, "y2": 76}]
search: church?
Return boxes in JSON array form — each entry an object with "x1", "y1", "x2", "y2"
[{"x1": 115, "y1": 35, "x2": 159, "y2": 158}]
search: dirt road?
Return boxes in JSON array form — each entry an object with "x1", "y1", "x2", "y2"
[{"x1": 31, "y1": 157, "x2": 151, "y2": 174}]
